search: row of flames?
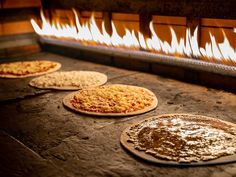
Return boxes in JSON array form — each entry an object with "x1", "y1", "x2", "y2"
[{"x1": 31, "y1": 10, "x2": 236, "y2": 65}]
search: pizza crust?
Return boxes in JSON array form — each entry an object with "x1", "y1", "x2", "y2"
[
  {"x1": 0, "y1": 61, "x2": 61, "y2": 78},
  {"x1": 63, "y1": 85, "x2": 158, "y2": 116},
  {"x1": 120, "y1": 114, "x2": 236, "y2": 165},
  {"x1": 29, "y1": 71, "x2": 108, "y2": 90}
]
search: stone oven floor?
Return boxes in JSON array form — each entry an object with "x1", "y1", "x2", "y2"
[{"x1": 0, "y1": 52, "x2": 236, "y2": 177}]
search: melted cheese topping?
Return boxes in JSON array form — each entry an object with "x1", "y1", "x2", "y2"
[
  {"x1": 0, "y1": 61, "x2": 58, "y2": 76},
  {"x1": 30, "y1": 71, "x2": 107, "y2": 88},
  {"x1": 71, "y1": 84, "x2": 156, "y2": 113},
  {"x1": 127, "y1": 114, "x2": 236, "y2": 162}
]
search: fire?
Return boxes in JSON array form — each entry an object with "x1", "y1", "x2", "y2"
[{"x1": 31, "y1": 10, "x2": 236, "y2": 65}]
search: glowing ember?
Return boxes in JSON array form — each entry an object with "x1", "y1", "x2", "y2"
[{"x1": 31, "y1": 10, "x2": 236, "y2": 65}]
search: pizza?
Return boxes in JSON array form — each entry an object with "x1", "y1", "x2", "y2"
[
  {"x1": 0, "y1": 60, "x2": 61, "y2": 78},
  {"x1": 63, "y1": 84, "x2": 158, "y2": 116},
  {"x1": 29, "y1": 71, "x2": 107, "y2": 90},
  {"x1": 121, "y1": 114, "x2": 236, "y2": 164}
]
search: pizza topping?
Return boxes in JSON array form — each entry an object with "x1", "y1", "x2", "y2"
[
  {"x1": 30, "y1": 71, "x2": 107, "y2": 88},
  {"x1": 71, "y1": 84, "x2": 156, "y2": 113},
  {"x1": 0, "y1": 61, "x2": 59, "y2": 76},
  {"x1": 127, "y1": 114, "x2": 236, "y2": 162}
]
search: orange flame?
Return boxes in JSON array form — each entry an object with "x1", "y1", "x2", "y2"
[{"x1": 31, "y1": 10, "x2": 236, "y2": 64}]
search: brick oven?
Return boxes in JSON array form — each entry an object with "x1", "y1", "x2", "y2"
[{"x1": 0, "y1": 0, "x2": 236, "y2": 176}]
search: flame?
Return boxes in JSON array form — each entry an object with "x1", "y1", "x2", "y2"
[{"x1": 31, "y1": 10, "x2": 236, "y2": 64}]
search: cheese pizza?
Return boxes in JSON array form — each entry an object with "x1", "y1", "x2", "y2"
[
  {"x1": 0, "y1": 60, "x2": 61, "y2": 78},
  {"x1": 29, "y1": 71, "x2": 107, "y2": 90},
  {"x1": 63, "y1": 84, "x2": 158, "y2": 116}
]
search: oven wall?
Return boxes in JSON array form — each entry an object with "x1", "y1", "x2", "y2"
[{"x1": 0, "y1": 0, "x2": 41, "y2": 58}]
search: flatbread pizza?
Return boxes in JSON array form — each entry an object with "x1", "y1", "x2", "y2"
[
  {"x1": 0, "y1": 60, "x2": 61, "y2": 78},
  {"x1": 63, "y1": 84, "x2": 158, "y2": 116},
  {"x1": 29, "y1": 71, "x2": 107, "y2": 90},
  {"x1": 120, "y1": 114, "x2": 236, "y2": 165}
]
